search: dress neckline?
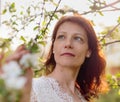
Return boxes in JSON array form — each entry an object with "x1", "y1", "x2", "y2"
[{"x1": 40, "y1": 76, "x2": 86, "y2": 102}]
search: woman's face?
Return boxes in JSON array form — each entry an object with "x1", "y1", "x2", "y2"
[{"x1": 53, "y1": 21, "x2": 91, "y2": 69}]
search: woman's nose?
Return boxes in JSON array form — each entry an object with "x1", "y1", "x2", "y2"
[{"x1": 64, "y1": 39, "x2": 73, "y2": 48}]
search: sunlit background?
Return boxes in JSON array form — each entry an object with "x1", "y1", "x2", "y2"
[
  {"x1": 0, "y1": 0, "x2": 120, "y2": 101},
  {"x1": 1, "y1": 0, "x2": 120, "y2": 72}
]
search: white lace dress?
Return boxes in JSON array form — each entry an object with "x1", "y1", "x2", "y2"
[{"x1": 30, "y1": 76, "x2": 87, "y2": 102}]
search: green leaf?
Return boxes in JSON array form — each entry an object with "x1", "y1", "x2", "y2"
[
  {"x1": 2, "y1": 9, "x2": 7, "y2": 14},
  {"x1": 117, "y1": 16, "x2": 120, "y2": 23},
  {"x1": 98, "y1": 11, "x2": 104, "y2": 16},
  {"x1": 30, "y1": 43, "x2": 39, "y2": 53},
  {"x1": 33, "y1": 26, "x2": 39, "y2": 31},
  {"x1": 20, "y1": 11, "x2": 23, "y2": 15},
  {"x1": 12, "y1": 21, "x2": 18, "y2": 25},
  {"x1": 50, "y1": 0, "x2": 58, "y2": 6},
  {"x1": 38, "y1": 41, "x2": 46, "y2": 46},
  {"x1": 30, "y1": 19, "x2": 34, "y2": 22},
  {"x1": 53, "y1": 14, "x2": 59, "y2": 19},
  {"x1": 11, "y1": 3, "x2": 15, "y2": 10},
  {"x1": 20, "y1": 36, "x2": 26, "y2": 43},
  {"x1": 100, "y1": 30, "x2": 108, "y2": 35},
  {"x1": 27, "y1": 7, "x2": 30, "y2": 15},
  {"x1": 26, "y1": 40, "x2": 40, "y2": 53},
  {"x1": 9, "y1": 2, "x2": 16, "y2": 12},
  {"x1": 42, "y1": 21, "x2": 46, "y2": 26}
]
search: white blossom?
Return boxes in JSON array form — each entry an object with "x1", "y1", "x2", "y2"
[
  {"x1": 2, "y1": 61, "x2": 22, "y2": 78},
  {"x1": 19, "y1": 53, "x2": 38, "y2": 68},
  {"x1": 1, "y1": 61, "x2": 26, "y2": 90},
  {"x1": 0, "y1": 53, "x2": 37, "y2": 92},
  {"x1": 5, "y1": 76, "x2": 26, "y2": 89}
]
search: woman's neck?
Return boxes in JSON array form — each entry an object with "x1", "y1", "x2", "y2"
[{"x1": 48, "y1": 64, "x2": 80, "y2": 93}]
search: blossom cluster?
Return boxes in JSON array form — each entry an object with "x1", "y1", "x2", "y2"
[{"x1": 0, "y1": 53, "x2": 38, "y2": 102}]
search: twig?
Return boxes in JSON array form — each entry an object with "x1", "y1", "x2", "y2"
[
  {"x1": 34, "y1": 0, "x2": 62, "y2": 41},
  {"x1": 101, "y1": 8, "x2": 120, "y2": 12},
  {"x1": 81, "y1": 0, "x2": 120, "y2": 15},
  {"x1": 100, "y1": 23, "x2": 120, "y2": 42},
  {"x1": 100, "y1": 0, "x2": 120, "y2": 10},
  {"x1": 104, "y1": 40, "x2": 120, "y2": 46}
]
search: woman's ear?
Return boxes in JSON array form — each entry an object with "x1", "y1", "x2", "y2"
[
  {"x1": 86, "y1": 50, "x2": 92, "y2": 58},
  {"x1": 53, "y1": 50, "x2": 55, "y2": 54},
  {"x1": 53, "y1": 46, "x2": 55, "y2": 54}
]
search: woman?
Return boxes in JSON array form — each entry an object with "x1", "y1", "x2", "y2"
[
  {"x1": 30, "y1": 14, "x2": 106, "y2": 102},
  {"x1": 1, "y1": 14, "x2": 107, "y2": 102}
]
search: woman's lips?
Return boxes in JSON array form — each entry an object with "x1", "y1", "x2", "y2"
[{"x1": 60, "y1": 53, "x2": 75, "y2": 57}]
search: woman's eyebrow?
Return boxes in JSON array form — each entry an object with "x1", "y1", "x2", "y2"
[
  {"x1": 73, "y1": 32, "x2": 86, "y2": 36},
  {"x1": 57, "y1": 31, "x2": 67, "y2": 34}
]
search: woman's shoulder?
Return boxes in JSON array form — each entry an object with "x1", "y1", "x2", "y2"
[
  {"x1": 32, "y1": 76, "x2": 46, "y2": 84},
  {"x1": 32, "y1": 76, "x2": 57, "y2": 90},
  {"x1": 31, "y1": 76, "x2": 62, "y2": 98},
  {"x1": 32, "y1": 76, "x2": 49, "y2": 88},
  {"x1": 31, "y1": 76, "x2": 64, "y2": 102},
  {"x1": 31, "y1": 76, "x2": 54, "y2": 98}
]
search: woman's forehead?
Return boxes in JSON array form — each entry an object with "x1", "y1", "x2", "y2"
[{"x1": 56, "y1": 22, "x2": 87, "y2": 36}]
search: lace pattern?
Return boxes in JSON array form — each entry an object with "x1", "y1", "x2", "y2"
[
  {"x1": 30, "y1": 76, "x2": 87, "y2": 102},
  {"x1": 46, "y1": 77, "x2": 73, "y2": 102}
]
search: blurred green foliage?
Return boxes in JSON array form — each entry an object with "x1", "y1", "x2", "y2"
[{"x1": 1, "y1": 0, "x2": 120, "y2": 101}]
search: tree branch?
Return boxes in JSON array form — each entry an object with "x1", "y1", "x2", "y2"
[
  {"x1": 101, "y1": 8, "x2": 120, "y2": 12},
  {"x1": 104, "y1": 40, "x2": 120, "y2": 46},
  {"x1": 100, "y1": 23, "x2": 120, "y2": 42},
  {"x1": 81, "y1": 0, "x2": 120, "y2": 15},
  {"x1": 35, "y1": 0, "x2": 62, "y2": 41},
  {"x1": 100, "y1": 0, "x2": 120, "y2": 10}
]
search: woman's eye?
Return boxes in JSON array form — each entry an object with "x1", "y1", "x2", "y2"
[
  {"x1": 57, "y1": 35, "x2": 65, "y2": 39},
  {"x1": 74, "y1": 36, "x2": 83, "y2": 41}
]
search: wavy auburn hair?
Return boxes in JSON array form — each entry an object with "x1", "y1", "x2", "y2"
[{"x1": 45, "y1": 14, "x2": 106, "y2": 101}]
